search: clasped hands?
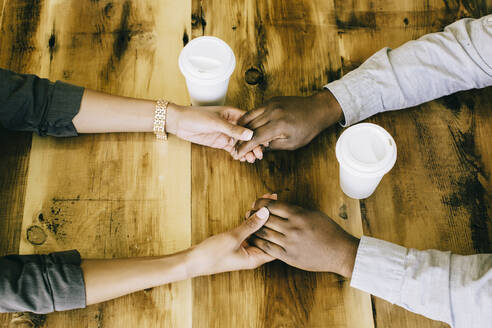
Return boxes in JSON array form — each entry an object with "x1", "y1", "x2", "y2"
[
  {"x1": 167, "y1": 89, "x2": 343, "y2": 162},
  {"x1": 175, "y1": 91, "x2": 354, "y2": 278},
  {"x1": 188, "y1": 194, "x2": 360, "y2": 279}
]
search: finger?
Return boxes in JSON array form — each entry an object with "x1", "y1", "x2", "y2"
[
  {"x1": 202, "y1": 106, "x2": 245, "y2": 123},
  {"x1": 213, "y1": 134, "x2": 233, "y2": 150},
  {"x1": 244, "y1": 200, "x2": 276, "y2": 220},
  {"x1": 261, "y1": 141, "x2": 270, "y2": 151},
  {"x1": 245, "y1": 152, "x2": 256, "y2": 163},
  {"x1": 232, "y1": 207, "x2": 270, "y2": 240},
  {"x1": 254, "y1": 226, "x2": 285, "y2": 246},
  {"x1": 231, "y1": 143, "x2": 265, "y2": 161},
  {"x1": 220, "y1": 107, "x2": 247, "y2": 124},
  {"x1": 246, "y1": 115, "x2": 270, "y2": 130},
  {"x1": 216, "y1": 121, "x2": 254, "y2": 141},
  {"x1": 252, "y1": 146, "x2": 263, "y2": 160},
  {"x1": 263, "y1": 214, "x2": 290, "y2": 233},
  {"x1": 260, "y1": 193, "x2": 277, "y2": 200},
  {"x1": 249, "y1": 236, "x2": 285, "y2": 259},
  {"x1": 243, "y1": 244, "x2": 275, "y2": 267},
  {"x1": 236, "y1": 124, "x2": 279, "y2": 158},
  {"x1": 237, "y1": 106, "x2": 267, "y2": 126},
  {"x1": 223, "y1": 137, "x2": 237, "y2": 153},
  {"x1": 252, "y1": 199, "x2": 301, "y2": 219}
]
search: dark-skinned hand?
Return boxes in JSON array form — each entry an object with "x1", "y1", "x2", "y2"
[
  {"x1": 233, "y1": 89, "x2": 343, "y2": 160},
  {"x1": 246, "y1": 195, "x2": 360, "y2": 278}
]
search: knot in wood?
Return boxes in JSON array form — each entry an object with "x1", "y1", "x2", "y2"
[
  {"x1": 26, "y1": 225, "x2": 47, "y2": 245},
  {"x1": 245, "y1": 67, "x2": 263, "y2": 85}
]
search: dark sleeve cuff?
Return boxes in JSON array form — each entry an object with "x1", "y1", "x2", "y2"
[
  {"x1": 0, "y1": 250, "x2": 86, "y2": 314},
  {"x1": 0, "y1": 68, "x2": 84, "y2": 136},
  {"x1": 44, "y1": 250, "x2": 86, "y2": 312},
  {"x1": 42, "y1": 81, "x2": 84, "y2": 137}
]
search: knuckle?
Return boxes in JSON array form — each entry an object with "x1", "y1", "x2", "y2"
[
  {"x1": 245, "y1": 217, "x2": 259, "y2": 229},
  {"x1": 271, "y1": 106, "x2": 283, "y2": 115},
  {"x1": 289, "y1": 226, "x2": 301, "y2": 236},
  {"x1": 297, "y1": 219, "x2": 310, "y2": 230},
  {"x1": 256, "y1": 198, "x2": 272, "y2": 209},
  {"x1": 273, "y1": 119, "x2": 286, "y2": 132},
  {"x1": 262, "y1": 241, "x2": 271, "y2": 250},
  {"x1": 255, "y1": 228, "x2": 267, "y2": 238}
]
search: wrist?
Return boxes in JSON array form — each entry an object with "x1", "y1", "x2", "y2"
[
  {"x1": 165, "y1": 102, "x2": 184, "y2": 135},
  {"x1": 339, "y1": 237, "x2": 360, "y2": 278},
  {"x1": 183, "y1": 245, "x2": 211, "y2": 279},
  {"x1": 311, "y1": 89, "x2": 343, "y2": 131}
]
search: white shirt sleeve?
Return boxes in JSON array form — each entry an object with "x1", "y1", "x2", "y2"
[
  {"x1": 324, "y1": 15, "x2": 492, "y2": 126},
  {"x1": 351, "y1": 236, "x2": 492, "y2": 327}
]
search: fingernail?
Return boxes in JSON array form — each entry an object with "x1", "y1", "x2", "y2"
[
  {"x1": 242, "y1": 130, "x2": 253, "y2": 140},
  {"x1": 256, "y1": 207, "x2": 269, "y2": 219}
]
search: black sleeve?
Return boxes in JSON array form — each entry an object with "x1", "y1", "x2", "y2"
[
  {"x1": 0, "y1": 250, "x2": 86, "y2": 314},
  {"x1": 0, "y1": 68, "x2": 84, "y2": 137}
]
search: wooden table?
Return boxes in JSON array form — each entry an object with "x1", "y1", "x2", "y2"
[{"x1": 0, "y1": 1, "x2": 490, "y2": 327}]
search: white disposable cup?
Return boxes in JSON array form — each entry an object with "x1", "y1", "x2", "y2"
[
  {"x1": 335, "y1": 123, "x2": 397, "y2": 199},
  {"x1": 179, "y1": 36, "x2": 236, "y2": 106}
]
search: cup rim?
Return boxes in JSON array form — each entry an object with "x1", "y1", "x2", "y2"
[
  {"x1": 335, "y1": 123, "x2": 397, "y2": 178},
  {"x1": 179, "y1": 36, "x2": 236, "y2": 84}
]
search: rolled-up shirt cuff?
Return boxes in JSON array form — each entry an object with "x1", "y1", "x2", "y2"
[
  {"x1": 324, "y1": 71, "x2": 382, "y2": 127},
  {"x1": 0, "y1": 250, "x2": 86, "y2": 313},
  {"x1": 350, "y1": 236, "x2": 407, "y2": 304},
  {"x1": 42, "y1": 81, "x2": 84, "y2": 137},
  {"x1": 324, "y1": 48, "x2": 397, "y2": 127},
  {"x1": 45, "y1": 250, "x2": 86, "y2": 312}
]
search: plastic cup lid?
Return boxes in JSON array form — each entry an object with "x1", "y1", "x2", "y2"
[
  {"x1": 179, "y1": 36, "x2": 236, "y2": 83},
  {"x1": 335, "y1": 123, "x2": 397, "y2": 177}
]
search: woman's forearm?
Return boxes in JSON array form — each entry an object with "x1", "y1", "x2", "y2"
[
  {"x1": 81, "y1": 249, "x2": 192, "y2": 305},
  {"x1": 72, "y1": 89, "x2": 180, "y2": 134},
  {"x1": 80, "y1": 207, "x2": 271, "y2": 307}
]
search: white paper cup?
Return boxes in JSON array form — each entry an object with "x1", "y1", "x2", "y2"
[
  {"x1": 179, "y1": 36, "x2": 236, "y2": 106},
  {"x1": 335, "y1": 123, "x2": 397, "y2": 199}
]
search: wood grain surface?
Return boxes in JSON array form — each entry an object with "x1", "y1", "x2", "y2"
[
  {"x1": 1, "y1": 0, "x2": 192, "y2": 327},
  {"x1": 190, "y1": 1, "x2": 373, "y2": 327},
  {"x1": 339, "y1": 2, "x2": 492, "y2": 327},
  {"x1": 0, "y1": 0, "x2": 42, "y2": 325},
  {"x1": 1, "y1": 0, "x2": 491, "y2": 327}
]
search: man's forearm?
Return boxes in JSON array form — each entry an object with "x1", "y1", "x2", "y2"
[
  {"x1": 325, "y1": 15, "x2": 492, "y2": 126},
  {"x1": 350, "y1": 236, "x2": 492, "y2": 328}
]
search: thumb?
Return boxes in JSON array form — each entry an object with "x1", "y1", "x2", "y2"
[
  {"x1": 217, "y1": 121, "x2": 254, "y2": 141},
  {"x1": 234, "y1": 207, "x2": 269, "y2": 240}
]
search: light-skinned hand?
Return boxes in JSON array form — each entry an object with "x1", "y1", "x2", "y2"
[
  {"x1": 187, "y1": 207, "x2": 274, "y2": 277},
  {"x1": 167, "y1": 104, "x2": 264, "y2": 160}
]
